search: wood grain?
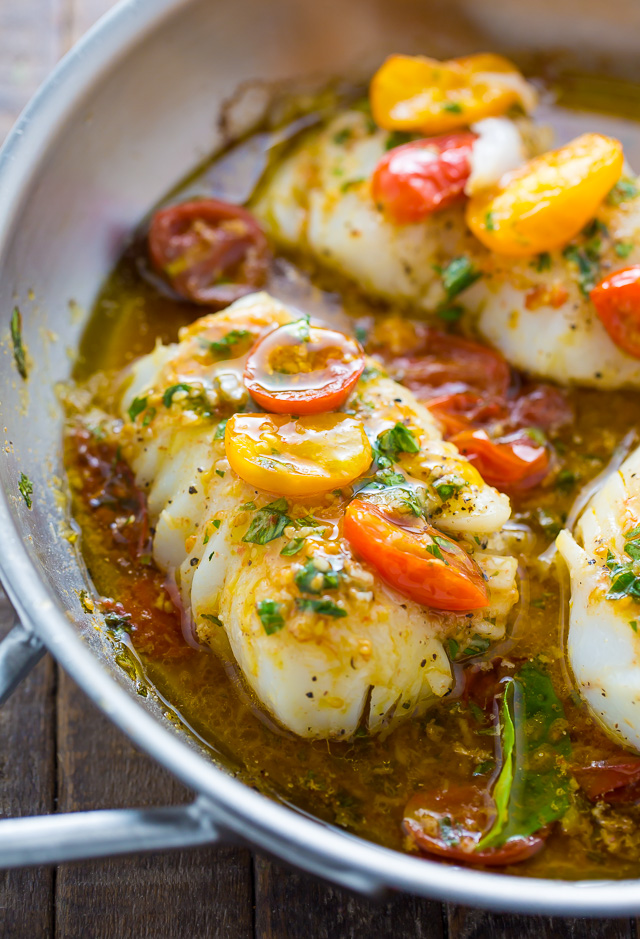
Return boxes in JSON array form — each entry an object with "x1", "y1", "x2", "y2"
[{"x1": 0, "y1": 1, "x2": 638, "y2": 937}]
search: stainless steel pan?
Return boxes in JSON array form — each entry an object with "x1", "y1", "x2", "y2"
[{"x1": 1, "y1": 0, "x2": 640, "y2": 915}]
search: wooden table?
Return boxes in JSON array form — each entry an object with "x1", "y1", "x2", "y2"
[{"x1": 0, "y1": 2, "x2": 636, "y2": 936}]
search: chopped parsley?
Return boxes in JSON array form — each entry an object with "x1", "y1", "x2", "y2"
[
  {"x1": 10, "y1": 307, "x2": 27, "y2": 379},
  {"x1": 556, "y1": 468, "x2": 578, "y2": 493},
  {"x1": 384, "y1": 130, "x2": 413, "y2": 151},
  {"x1": 607, "y1": 177, "x2": 639, "y2": 206},
  {"x1": 615, "y1": 242, "x2": 634, "y2": 259},
  {"x1": 201, "y1": 613, "x2": 223, "y2": 627},
  {"x1": 18, "y1": 472, "x2": 33, "y2": 509},
  {"x1": 441, "y1": 101, "x2": 463, "y2": 114},
  {"x1": 295, "y1": 560, "x2": 341, "y2": 595},
  {"x1": 440, "y1": 256, "x2": 482, "y2": 299},
  {"x1": 433, "y1": 477, "x2": 466, "y2": 502},
  {"x1": 280, "y1": 538, "x2": 305, "y2": 557},
  {"x1": 562, "y1": 244, "x2": 600, "y2": 296},
  {"x1": 340, "y1": 177, "x2": 365, "y2": 193},
  {"x1": 104, "y1": 611, "x2": 132, "y2": 637},
  {"x1": 256, "y1": 600, "x2": 285, "y2": 635},
  {"x1": 333, "y1": 127, "x2": 353, "y2": 146},
  {"x1": 484, "y1": 211, "x2": 496, "y2": 232},
  {"x1": 128, "y1": 396, "x2": 148, "y2": 422},
  {"x1": 606, "y1": 539, "x2": 640, "y2": 602},
  {"x1": 214, "y1": 419, "x2": 228, "y2": 440},
  {"x1": 296, "y1": 598, "x2": 347, "y2": 618},
  {"x1": 376, "y1": 422, "x2": 419, "y2": 461},
  {"x1": 473, "y1": 759, "x2": 496, "y2": 777},
  {"x1": 448, "y1": 634, "x2": 491, "y2": 660},
  {"x1": 206, "y1": 329, "x2": 251, "y2": 358},
  {"x1": 534, "y1": 251, "x2": 552, "y2": 272},
  {"x1": 242, "y1": 498, "x2": 291, "y2": 545},
  {"x1": 163, "y1": 383, "x2": 193, "y2": 407}
]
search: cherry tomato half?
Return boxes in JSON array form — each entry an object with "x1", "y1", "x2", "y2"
[
  {"x1": 372, "y1": 133, "x2": 476, "y2": 224},
  {"x1": 590, "y1": 265, "x2": 640, "y2": 359},
  {"x1": 573, "y1": 758, "x2": 640, "y2": 803},
  {"x1": 148, "y1": 199, "x2": 270, "y2": 307},
  {"x1": 244, "y1": 320, "x2": 365, "y2": 414},
  {"x1": 404, "y1": 786, "x2": 546, "y2": 866},
  {"x1": 225, "y1": 413, "x2": 371, "y2": 497},
  {"x1": 451, "y1": 429, "x2": 549, "y2": 491},
  {"x1": 390, "y1": 330, "x2": 511, "y2": 402},
  {"x1": 343, "y1": 499, "x2": 489, "y2": 612}
]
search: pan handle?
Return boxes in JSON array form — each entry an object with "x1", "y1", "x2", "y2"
[
  {"x1": 0, "y1": 616, "x2": 46, "y2": 705},
  {"x1": 0, "y1": 796, "x2": 224, "y2": 867}
]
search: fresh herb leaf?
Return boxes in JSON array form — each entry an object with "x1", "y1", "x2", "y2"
[
  {"x1": 280, "y1": 537, "x2": 305, "y2": 556},
  {"x1": 484, "y1": 210, "x2": 496, "y2": 231},
  {"x1": 441, "y1": 101, "x2": 463, "y2": 113},
  {"x1": 128, "y1": 396, "x2": 148, "y2": 422},
  {"x1": 376, "y1": 422, "x2": 419, "y2": 460},
  {"x1": 295, "y1": 560, "x2": 341, "y2": 594},
  {"x1": 104, "y1": 611, "x2": 132, "y2": 637},
  {"x1": 438, "y1": 816, "x2": 461, "y2": 845},
  {"x1": 242, "y1": 499, "x2": 291, "y2": 545},
  {"x1": 426, "y1": 542, "x2": 445, "y2": 561},
  {"x1": 436, "y1": 304, "x2": 464, "y2": 324},
  {"x1": 384, "y1": 130, "x2": 413, "y2": 151},
  {"x1": 615, "y1": 242, "x2": 634, "y2": 259},
  {"x1": 433, "y1": 476, "x2": 465, "y2": 502},
  {"x1": 10, "y1": 307, "x2": 27, "y2": 379},
  {"x1": 473, "y1": 759, "x2": 496, "y2": 777},
  {"x1": 163, "y1": 383, "x2": 193, "y2": 407},
  {"x1": 296, "y1": 598, "x2": 347, "y2": 618},
  {"x1": 201, "y1": 613, "x2": 223, "y2": 627},
  {"x1": 534, "y1": 252, "x2": 552, "y2": 272},
  {"x1": 256, "y1": 600, "x2": 285, "y2": 635},
  {"x1": 333, "y1": 127, "x2": 353, "y2": 146},
  {"x1": 207, "y1": 329, "x2": 251, "y2": 358},
  {"x1": 340, "y1": 177, "x2": 366, "y2": 193},
  {"x1": 239, "y1": 500, "x2": 256, "y2": 511},
  {"x1": 214, "y1": 419, "x2": 228, "y2": 440},
  {"x1": 556, "y1": 468, "x2": 578, "y2": 492},
  {"x1": 18, "y1": 472, "x2": 33, "y2": 509},
  {"x1": 440, "y1": 256, "x2": 481, "y2": 299},
  {"x1": 607, "y1": 177, "x2": 639, "y2": 206},
  {"x1": 476, "y1": 663, "x2": 571, "y2": 850},
  {"x1": 562, "y1": 244, "x2": 600, "y2": 296}
]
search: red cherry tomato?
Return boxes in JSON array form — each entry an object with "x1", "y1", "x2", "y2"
[
  {"x1": 451, "y1": 429, "x2": 549, "y2": 491},
  {"x1": 404, "y1": 786, "x2": 546, "y2": 866},
  {"x1": 426, "y1": 391, "x2": 507, "y2": 436},
  {"x1": 573, "y1": 758, "x2": 640, "y2": 802},
  {"x1": 590, "y1": 265, "x2": 640, "y2": 358},
  {"x1": 372, "y1": 133, "x2": 477, "y2": 224},
  {"x1": 506, "y1": 383, "x2": 574, "y2": 434},
  {"x1": 148, "y1": 199, "x2": 270, "y2": 307},
  {"x1": 343, "y1": 499, "x2": 489, "y2": 612},
  {"x1": 392, "y1": 330, "x2": 511, "y2": 401},
  {"x1": 244, "y1": 321, "x2": 365, "y2": 414}
]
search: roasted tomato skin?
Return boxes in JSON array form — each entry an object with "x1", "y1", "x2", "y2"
[
  {"x1": 343, "y1": 500, "x2": 489, "y2": 612},
  {"x1": 372, "y1": 133, "x2": 476, "y2": 224},
  {"x1": 244, "y1": 322, "x2": 365, "y2": 414},
  {"x1": 148, "y1": 199, "x2": 270, "y2": 307},
  {"x1": 590, "y1": 265, "x2": 640, "y2": 359},
  {"x1": 404, "y1": 786, "x2": 546, "y2": 866},
  {"x1": 451, "y1": 429, "x2": 549, "y2": 491},
  {"x1": 574, "y1": 758, "x2": 640, "y2": 802}
]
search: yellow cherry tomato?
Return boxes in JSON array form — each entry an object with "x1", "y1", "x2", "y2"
[
  {"x1": 466, "y1": 133, "x2": 624, "y2": 256},
  {"x1": 370, "y1": 53, "x2": 534, "y2": 135},
  {"x1": 225, "y1": 412, "x2": 372, "y2": 496}
]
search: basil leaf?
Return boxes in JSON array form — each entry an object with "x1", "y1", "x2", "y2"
[
  {"x1": 280, "y1": 538, "x2": 305, "y2": 557},
  {"x1": 384, "y1": 130, "x2": 413, "y2": 151},
  {"x1": 295, "y1": 560, "x2": 341, "y2": 595},
  {"x1": 607, "y1": 177, "x2": 639, "y2": 206},
  {"x1": 376, "y1": 423, "x2": 419, "y2": 460},
  {"x1": 256, "y1": 600, "x2": 284, "y2": 635},
  {"x1": 128, "y1": 396, "x2": 148, "y2": 422},
  {"x1": 11, "y1": 307, "x2": 27, "y2": 379},
  {"x1": 477, "y1": 663, "x2": 571, "y2": 849},
  {"x1": 440, "y1": 256, "x2": 481, "y2": 299},
  {"x1": 296, "y1": 598, "x2": 347, "y2": 618},
  {"x1": 242, "y1": 499, "x2": 291, "y2": 545},
  {"x1": 163, "y1": 383, "x2": 193, "y2": 407},
  {"x1": 214, "y1": 419, "x2": 228, "y2": 440},
  {"x1": 562, "y1": 244, "x2": 600, "y2": 296},
  {"x1": 207, "y1": 329, "x2": 251, "y2": 358}
]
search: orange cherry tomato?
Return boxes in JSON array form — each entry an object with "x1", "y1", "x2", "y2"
[
  {"x1": 371, "y1": 133, "x2": 476, "y2": 224},
  {"x1": 244, "y1": 320, "x2": 365, "y2": 414},
  {"x1": 466, "y1": 133, "x2": 623, "y2": 256},
  {"x1": 451, "y1": 429, "x2": 549, "y2": 491},
  {"x1": 370, "y1": 54, "x2": 533, "y2": 136},
  {"x1": 225, "y1": 413, "x2": 371, "y2": 497},
  {"x1": 148, "y1": 199, "x2": 270, "y2": 307},
  {"x1": 343, "y1": 500, "x2": 489, "y2": 612},
  {"x1": 590, "y1": 265, "x2": 640, "y2": 359},
  {"x1": 403, "y1": 786, "x2": 546, "y2": 866},
  {"x1": 573, "y1": 757, "x2": 640, "y2": 803}
]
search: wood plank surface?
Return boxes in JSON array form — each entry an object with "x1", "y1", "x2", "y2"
[{"x1": 0, "y1": 1, "x2": 638, "y2": 937}]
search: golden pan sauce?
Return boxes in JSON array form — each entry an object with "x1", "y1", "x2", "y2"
[{"x1": 65, "y1": 75, "x2": 640, "y2": 879}]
